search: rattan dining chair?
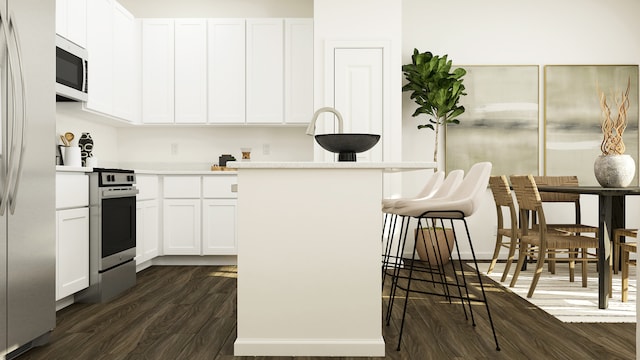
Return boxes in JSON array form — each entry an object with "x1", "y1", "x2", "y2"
[
  {"x1": 488, "y1": 175, "x2": 519, "y2": 282},
  {"x1": 620, "y1": 241, "x2": 637, "y2": 302},
  {"x1": 509, "y1": 175, "x2": 599, "y2": 297},
  {"x1": 533, "y1": 175, "x2": 598, "y2": 275},
  {"x1": 613, "y1": 228, "x2": 637, "y2": 274}
]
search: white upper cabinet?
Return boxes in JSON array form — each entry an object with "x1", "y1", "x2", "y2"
[
  {"x1": 246, "y1": 19, "x2": 284, "y2": 124},
  {"x1": 112, "y1": 2, "x2": 136, "y2": 121},
  {"x1": 141, "y1": 19, "x2": 175, "y2": 124},
  {"x1": 174, "y1": 19, "x2": 208, "y2": 123},
  {"x1": 86, "y1": 0, "x2": 113, "y2": 115},
  {"x1": 56, "y1": 0, "x2": 87, "y2": 48},
  {"x1": 85, "y1": 0, "x2": 136, "y2": 122},
  {"x1": 208, "y1": 19, "x2": 246, "y2": 124},
  {"x1": 284, "y1": 18, "x2": 313, "y2": 124},
  {"x1": 139, "y1": 17, "x2": 313, "y2": 126}
]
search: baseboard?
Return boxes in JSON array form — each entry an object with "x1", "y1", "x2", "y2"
[
  {"x1": 233, "y1": 337, "x2": 386, "y2": 357},
  {"x1": 151, "y1": 255, "x2": 237, "y2": 266}
]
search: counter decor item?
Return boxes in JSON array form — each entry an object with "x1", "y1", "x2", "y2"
[
  {"x1": 61, "y1": 146, "x2": 81, "y2": 167},
  {"x1": 402, "y1": 49, "x2": 466, "y2": 171},
  {"x1": 214, "y1": 154, "x2": 237, "y2": 170},
  {"x1": 241, "y1": 148, "x2": 252, "y2": 161},
  {"x1": 78, "y1": 132, "x2": 94, "y2": 167},
  {"x1": 594, "y1": 79, "x2": 635, "y2": 187}
]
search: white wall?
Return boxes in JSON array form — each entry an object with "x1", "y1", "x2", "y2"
[
  {"x1": 117, "y1": 126, "x2": 313, "y2": 170},
  {"x1": 401, "y1": 0, "x2": 640, "y2": 260},
  {"x1": 56, "y1": 103, "x2": 121, "y2": 167}
]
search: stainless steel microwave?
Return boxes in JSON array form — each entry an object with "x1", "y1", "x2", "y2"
[{"x1": 56, "y1": 35, "x2": 88, "y2": 102}]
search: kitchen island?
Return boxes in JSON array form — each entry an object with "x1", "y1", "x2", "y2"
[{"x1": 230, "y1": 161, "x2": 435, "y2": 357}]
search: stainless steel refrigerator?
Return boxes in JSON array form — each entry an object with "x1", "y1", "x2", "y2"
[{"x1": 1, "y1": 0, "x2": 56, "y2": 358}]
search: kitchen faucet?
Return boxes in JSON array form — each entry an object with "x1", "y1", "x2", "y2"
[{"x1": 306, "y1": 107, "x2": 344, "y2": 135}]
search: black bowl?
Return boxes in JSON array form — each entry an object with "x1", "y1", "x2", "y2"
[{"x1": 314, "y1": 133, "x2": 381, "y2": 162}]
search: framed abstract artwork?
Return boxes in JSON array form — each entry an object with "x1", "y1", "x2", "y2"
[
  {"x1": 544, "y1": 65, "x2": 639, "y2": 186},
  {"x1": 445, "y1": 65, "x2": 539, "y2": 175}
]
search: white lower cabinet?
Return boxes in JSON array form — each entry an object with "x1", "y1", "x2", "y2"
[
  {"x1": 162, "y1": 175, "x2": 237, "y2": 256},
  {"x1": 163, "y1": 199, "x2": 202, "y2": 255},
  {"x1": 202, "y1": 199, "x2": 237, "y2": 254},
  {"x1": 136, "y1": 199, "x2": 159, "y2": 265},
  {"x1": 56, "y1": 207, "x2": 89, "y2": 301}
]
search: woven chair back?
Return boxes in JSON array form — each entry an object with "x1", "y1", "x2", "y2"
[
  {"x1": 510, "y1": 175, "x2": 541, "y2": 212},
  {"x1": 489, "y1": 175, "x2": 514, "y2": 207}
]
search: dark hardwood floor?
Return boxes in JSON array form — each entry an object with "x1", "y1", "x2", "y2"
[{"x1": 17, "y1": 264, "x2": 635, "y2": 360}]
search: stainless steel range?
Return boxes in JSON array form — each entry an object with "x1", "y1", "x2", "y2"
[{"x1": 77, "y1": 168, "x2": 138, "y2": 303}]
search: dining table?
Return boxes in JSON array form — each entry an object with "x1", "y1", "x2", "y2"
[{"x1": 536, "y1": 185, "x2": 640, "y2": 309}]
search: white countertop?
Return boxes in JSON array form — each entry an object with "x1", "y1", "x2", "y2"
[
  {"x1": 134, "y1": 169, "x2": 237, "y2": 175},
  {"x1": 226, "y1": 161, "x2": 436, "y2": 172},
  {"x1": 56, "y1": 165, "x2": 93, "y2": 173}
]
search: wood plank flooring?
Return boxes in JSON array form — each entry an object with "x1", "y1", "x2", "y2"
[{"x1": 16, "y1": 264, "x2": 635, "y2": 360}]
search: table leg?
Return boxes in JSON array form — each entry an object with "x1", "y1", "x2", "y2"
[
  {"x1": 598, "y1": 195, "x2": 612, "y2": 309},
  {"x1": 598, "y1": 195, "x2": 626, "y2": 309}
]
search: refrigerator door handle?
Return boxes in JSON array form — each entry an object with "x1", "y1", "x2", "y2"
[
  {"x1": 6, "y1": 14, "x2": 26, "y2": 215},
  {"x1": 0, "y1": 12, "x2": 12, "y2": 216}
]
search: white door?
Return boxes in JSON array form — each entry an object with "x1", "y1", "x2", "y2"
[
  {"x1": 175, "y1": 19, "x2": 207, "y2": 123},
  {"x1": 330, "y1": 48, "x2": 384, "y2": 162},
  {"x1": 246, "y1": 19, "x2": 284, "y2": 123},
  {"x1": 141, "y1": 19, "x2": 175, "y2": 123},
  {"x1": 202, "y1": 199, "x2": 237, "y2": 255},
  {"x1": 208, "y1": 19, "x2": 246, "y2": 124},
  {"x1": 136, "y1": 200, "x2": 159, "y2": 265},
  {"x1": 112, "y1": 2, "x2": 136, "y2": 121},
  {"x1": 85, "y1": 0, "x2": 114, "y2": 115},
  {"x1": 284, "y1": 18, "x2": 313, "y2": 124},
  {"x1": 56, "y1": 208, "x2": 89, "y2": 300},
  {"x1": 163, "y1": 199, "x2": 201, "y2": 255}
]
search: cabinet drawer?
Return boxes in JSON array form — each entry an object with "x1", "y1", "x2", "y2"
[
  {"x1": 163, "y1": 176, "x2": 201, "y2": 198},
  {"x1": 56, "y1": 173, "x2": 89, "y2": 209},
  {"x1": 136, "y1": 174, "x2": 159, "y2": 200},
  {"x1": 203, "y1": 175, "x2": 237, "y2": 198}
]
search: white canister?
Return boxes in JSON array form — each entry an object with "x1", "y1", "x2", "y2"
[{"x1": 62, "y1": 146, "x2": 82, "y2": 167}]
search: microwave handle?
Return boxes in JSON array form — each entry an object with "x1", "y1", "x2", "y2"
[{"x1": 83, "y1": 59, "x2": 88, "y2": 93}]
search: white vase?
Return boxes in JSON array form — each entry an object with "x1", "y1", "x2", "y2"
[{"x1": 594, "y1": 154, "x2": 636, "y2": 188}]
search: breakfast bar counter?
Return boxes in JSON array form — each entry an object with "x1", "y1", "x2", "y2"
[{"x1": 230, "y1": 161, "x2": 435, "y2": 357}]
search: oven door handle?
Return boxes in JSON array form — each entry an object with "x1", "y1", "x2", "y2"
[{"x1": 101, "y1": 188, "x2": 139, "y2": 198}]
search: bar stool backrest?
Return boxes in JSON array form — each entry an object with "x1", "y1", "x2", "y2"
[
  {"x1": 431, "y1": 169, "x2": 464, "y2": 199},
  {"x1": 415, "y1": 171, "x2": 445, "y2": 199}
]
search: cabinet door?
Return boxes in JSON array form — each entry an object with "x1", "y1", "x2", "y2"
[
  {"x1": 112, "y1": 2, "x2": 136, "y2": 121},
  {"x1": 136, "y1": 200, "x2": 159, "y2": 265},
  {"x1": 66, "y1": 0, "x2": 88, "y2": 48},
  {"x1": 56, "y1": 0, "x2": 87, "y2": 48},
  {"x1": 86, "y1": 0, "x2": 113, "y2": 115},
  {"x1": 175, "y1": 19, "x2": 207, "y2": 123},
  {"x1": 246, "y1": 19, "x2": 283, "y2": 124},
  {"x1": 142, "y1": 19, "x2": 175, "y2": 123},
  {"x1": 163, "y1": 199, "x2": 201, "y2": 255},
  {"x1": 56, "y1": 208, "x2": 89, "y2": 300},
  {"x1": 208, "y1": 19, "x2": 246, "y2": 124},
  {"x1": 203, "y1": 199, "x2": 237, "y2": 255},
  {"x1": 136, "y1": 174, "x2": 159, "y2": 201},
  {"x1": 284, "y1": 19, "x2": 313, "y2": 124}
]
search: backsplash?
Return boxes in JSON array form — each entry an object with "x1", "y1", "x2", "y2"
[{"x1": 56, "y1": 104, "x2": 314, "y2": 170}]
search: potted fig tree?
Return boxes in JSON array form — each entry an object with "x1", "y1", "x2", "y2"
[
  {"x1": 402, "y1": 49, "x2": 467, "y2": 169},
  {"x1": 402, "y1": 49, "x2": 467, "y2": 264}
]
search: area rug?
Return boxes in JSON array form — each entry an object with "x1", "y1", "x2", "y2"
[{"x1": 477, "y1": 262, "x2": 636, "y2": 323}]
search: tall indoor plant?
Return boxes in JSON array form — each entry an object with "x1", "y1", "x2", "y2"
[{"x1": 402, "y1": 49, "x2": 467, "y2": 170}]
